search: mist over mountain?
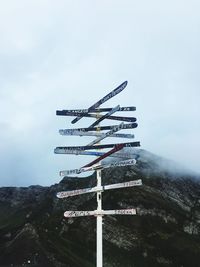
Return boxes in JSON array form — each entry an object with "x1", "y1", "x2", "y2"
[
  {"x1": 103, "y1": 148, "x2": 199, "y2": 178},
  {"x1": 0, "y1": 149, "x2": 200, "y2": 267}
]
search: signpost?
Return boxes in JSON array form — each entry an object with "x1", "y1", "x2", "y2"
[{"x1": 54, "y1": 81, "x2": 142, "y2": 267}]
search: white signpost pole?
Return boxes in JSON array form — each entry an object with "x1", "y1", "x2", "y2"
[
  {"x1": 96, "y1": 169, "x2": 103, "y2": 267},
  {"x1": 96, "y1": 107, "x2": 103, "y2": 267}
]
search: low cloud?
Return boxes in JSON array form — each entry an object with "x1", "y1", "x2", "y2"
[{"x1": 0, "y1": 1, "x2": 200, "y2": 186}]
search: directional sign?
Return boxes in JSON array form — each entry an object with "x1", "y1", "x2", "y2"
[
  {"x1": 57, "y1": 179, "x2": 142, "y2": 198},
  {"x1": 59, "y1": 130, "x2": 135, "y2": 139},
  {"x1": 57, "y1": 111, "x2": 136, "y2": 123},
  {"x1": 57, "y1": 106, "x2": 136, "y2": 114},
  {"x1": 88, "y1": 105, "x2": 120, "y2": 128},
  {"x1": 79, "y1": 151, "x2": 133, "y2": 159},
  {"x1": 70, "y1": 158, "x2": 136, "y2": 175},
  {"x1": 57, "y1": 187, "x2": 97, "y2": 198},
  {"x1": 60, "y1": 159, "x2": 137, "y2": 176},
  {"x1": 102, "y1": 209, "x2": 137, "y2": 215},
  {"x1": 64, "y1": 209, "x2": 137, "y2": 217},
  {"x1": 64, "y1": 211, "x2": 96, "y2": 217},
  {"x1": 59, "y1": 123, "x2": 138, "y2": 135},
  {"x1": 54, "y1": 141, "x2": 140, "y2": 154},
  {"x1": 104, "y1": 179, "x2": 142, "y2": 190},
  {"x1": 82, "y1": 144, "x2": 124, "y2": 168},
  {"x1": 71, "y1": 81, "x2": 128, "y2": 124},
  {"x1": 87, "y1": 123, "x2": 125, "y2": 146},
  {"x1": 53, "y1": 149, "x2": 133, "y2": 159}
]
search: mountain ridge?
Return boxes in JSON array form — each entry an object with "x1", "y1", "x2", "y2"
[{"x1": 0, "y1": 149, "x2": 200, "y2": 267}]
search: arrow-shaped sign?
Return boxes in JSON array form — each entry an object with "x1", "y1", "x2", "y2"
[
  {"x1": 59, "y1": 123, "x2": 138, "y2": 135},
  {"x1": 87, "y1": 123, "x2": 125, "y2": 146},
  {"x1": 59, "y1": 130, "x2": 134, "y2": 139},
  {"x1": 82, "y1": 144, "x2": 125, "y2": 168},
  {"x1": 60, "y1": 159, "x2": 136, "y2": 176},
  {"x1": 53, "y1": 150, "x2": 133, "y2": 159},
  {"x1": 78, "y1": 151, "x2": 134, "y2": 159},
  {"x1": 54, "y1": 141, "x2": 140, "y2": 154},
  {"x1": 71, "y1": 81, "x2": 128, "y2": 124},
  {"x1": 57, "y1": 179, "x2": 142, "y2": 198},
  {"x1": 57, "y1": 111, "x2": 136, "y2": 123},
  {"x1": 57, "y1": 106, "x2": 136, "y2": 114},
  {"x1": 88, "y1": 105, "x2": 120, "y2": 128},
  {"x1": 64, "y1": 209, "x2": 137, "y2": 217}
]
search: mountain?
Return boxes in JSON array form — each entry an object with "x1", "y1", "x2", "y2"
[{"x1": 0, "y1": 149, "x2": 200, "y2": 267}]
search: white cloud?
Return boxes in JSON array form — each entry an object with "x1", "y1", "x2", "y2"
[{"x1": 0, "y1": 0, "x2": 199, "y2": 186}]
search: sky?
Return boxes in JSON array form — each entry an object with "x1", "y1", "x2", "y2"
[{"x1": 0, "y1": 0, "x2": 200, "y2": 186}]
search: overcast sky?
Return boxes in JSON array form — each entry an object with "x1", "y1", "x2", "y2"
[{"x1": 0, "y1": 0, "x2": 200, "y2": 186}]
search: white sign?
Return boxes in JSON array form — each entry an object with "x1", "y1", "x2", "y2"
[
  {"x1": 57, "y1": 179, "x2": 142, "y2": 198},
  {"x1": 104, "y1": 179, "x2": 142, "y2": 190},
  {"x1": 57, "y1": 187, "x2": 98, "y2": 198},
  {"x1": 71, "y1": 80, "x2": 127, "y2": 124},
  {"x1": 60, "y1": 159, "x2": 136, "y2": 176},
  {"x1": 64, "y1": 209, "x2": 137, "y2": 217},
  {"x1": 88, "y1": 105, "x2": 120, "y2": 128},
  {"x1": 59, "y1": 129, "x2": 134, "y2": 139},
  {"x1": 64, "y1": 210, "x2": 95, "y2": 217},
  {"x1": 87, "y1": 122, "x2": 124, "y2": 146}
]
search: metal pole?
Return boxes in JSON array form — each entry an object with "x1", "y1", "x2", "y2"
[
  {"x1": 96, "y1": 169, "x2": 103, "y2": 267},
  {"x1": 96, "y1": 112, "x2": 103, "y2": 267}
]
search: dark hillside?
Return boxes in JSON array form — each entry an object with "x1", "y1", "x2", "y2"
[{"x1": 0, "y1": 150, "x2": 200, "y2": 267}]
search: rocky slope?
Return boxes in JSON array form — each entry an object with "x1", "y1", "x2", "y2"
[{"x1": 0, "y1": 149, "x2": 200, "y2": 267}]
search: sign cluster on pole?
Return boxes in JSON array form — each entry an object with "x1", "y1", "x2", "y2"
[{"x1": 54, "y1": 81, "x2": 142, "y2": 267}]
